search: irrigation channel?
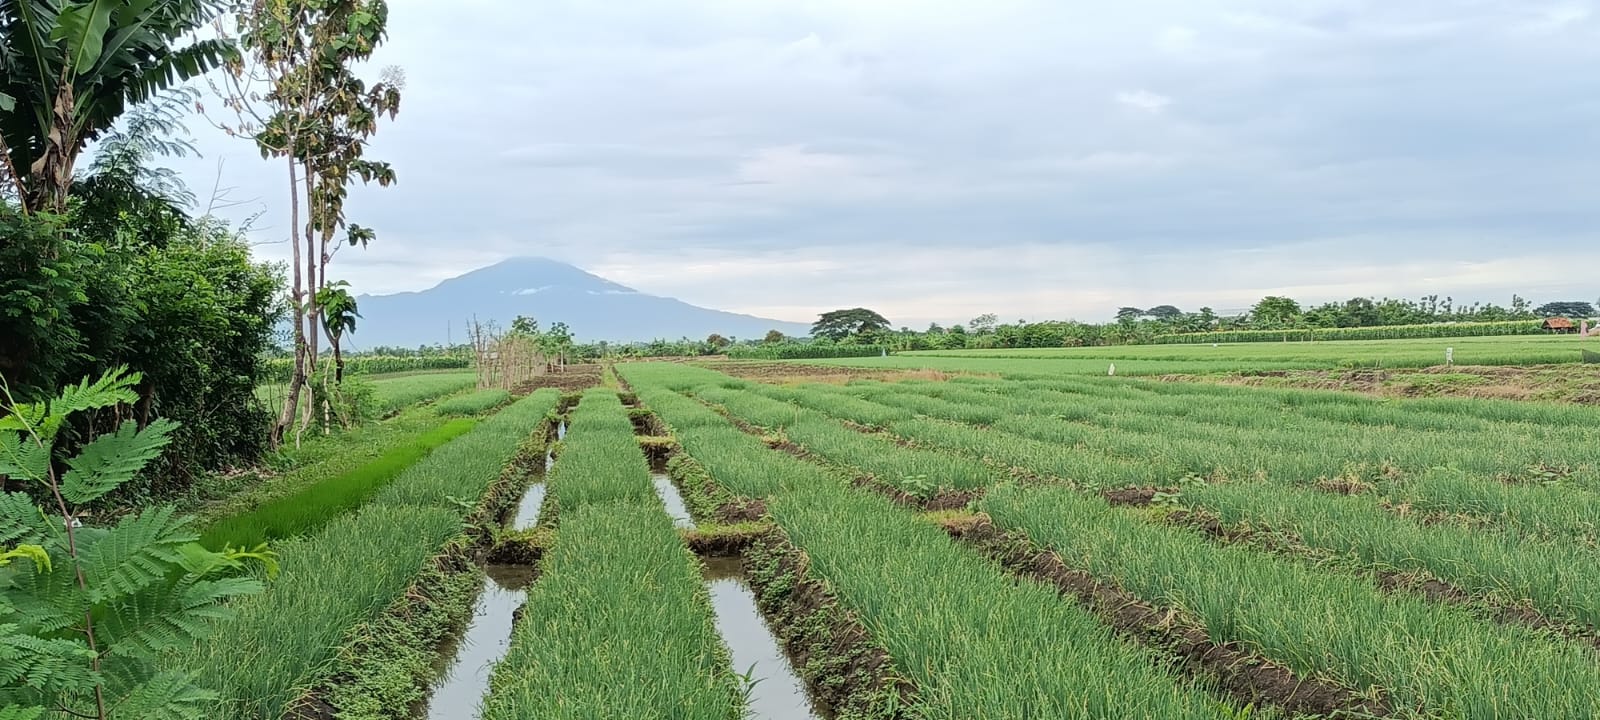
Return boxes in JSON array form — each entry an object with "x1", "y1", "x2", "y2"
[
  {"x1": 701, "y1": 556, "x2": 826, "y2": 720},
  {"x1": 418, "y1": 420, "x2": 564, "y2": 720},
  {"x1": 647, "y1": 457, "x2": 823, "y2": 719}
]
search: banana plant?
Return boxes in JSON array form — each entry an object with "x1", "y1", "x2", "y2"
[{"x1": 0, "y1": 0, "x2": 236, "y2": 212}]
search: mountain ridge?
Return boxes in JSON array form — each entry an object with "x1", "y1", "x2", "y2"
[{"x1": 347, "y1": 257, "x2": 812, "y2": 348}]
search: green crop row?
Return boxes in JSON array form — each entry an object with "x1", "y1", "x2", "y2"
[
  {"x1": 621, "y1": 377, "x2": 813, "y2": 498},
  {"x1": 981, "y1": 483, "x2": 1600, "y2": 717},
  {"x1": 199, "y1": 418, "x2": 477, "y2": 550},
  {"x1": 798, "y1": 372, "x2": 1600, "y2": 493},
  {"x1": 372, "y1": 372, "x2": 480, "y2": 414},
  {"x1": 482, "y1": 501, "x2": 743, "y2": 719},
  {"x1": 725, "y1": 344, "x2": 888, "y2": 359},
  {"x1": 1153, "y1": 320, "x2": 1547, "y2": 344},
  {"x1": 745, "y1": 371, "x2": 1600, "y2": 617},
  {"x1": 620, "y1": 364, "x2": 1247, "y2": 719},
  {"x1": 1184, "y1": 480, "x2": 1600, "y2": 632},
  {"x1": 814, "y1": 334, "x2": 1594, "y2": 375},
  {"x1": 175, "y1": 390, "x2": 561, "y2": 717},
  {"x1": 688, "y1": 382, "x2": 1000, "y2": 495},
  {"x1": 434, "y1": 388, "x2": 512, "y2": 416},
  {"x1": 264, "y1": 355, "x2": 471, "y2": 382},
  {"x1": 483, "y1": 385, "x2": 743, "y2": 719},
  {"x1": 546, "y1": 389, "x2": 659, "y2": 508}
]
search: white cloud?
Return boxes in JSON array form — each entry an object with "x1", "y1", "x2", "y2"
[
  {"x1": 1115, "y1": 89, "x2": 1173, "y2": 113},
  {"x1": 152, "y1": 0, "x2": 1600, "y2": 326}
]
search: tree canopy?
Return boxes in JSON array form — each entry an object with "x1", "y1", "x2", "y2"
[
  {"x1": 811, "y1": 307, "x2": 891, "y2": 341},
  {"x1": 1535, "y1": 301, "x2": 1596, "y2": 318}
]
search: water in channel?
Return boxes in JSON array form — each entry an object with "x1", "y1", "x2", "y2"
[
  {"x1": 417, "y1": 419, "x2": 564, "y2": 718},
  {"x1": 701, "y1": 556, "x2": 828, "y2": 720},
  {"x1": 653, "y1": 471, "x2": 696, "y2": 529},
  {"x1": 419, "y1": 564, "x2": 535, "y2": 720}
]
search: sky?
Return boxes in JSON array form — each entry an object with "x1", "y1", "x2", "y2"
[{"x1": 165, "y1": 0, "x2": 1600, "y2": 328}]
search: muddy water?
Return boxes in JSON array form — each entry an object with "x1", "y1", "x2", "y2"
[
  {"x1": 701, "y1": 557, "x2": 827, "y2": 720},
  {"x1": 420, "y1": 564, "x2": 536, "y2": 720},
  {"x1": 653, "y1": 472, "x2": 695, "y2": 529}
]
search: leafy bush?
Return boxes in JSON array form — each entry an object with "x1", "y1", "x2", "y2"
[
  {"x1": 1, "y1": 369, "x2": 273, "y2": 719},
  {"x1": 0, "y1": 207, "x2": 283, "y2": 500}
]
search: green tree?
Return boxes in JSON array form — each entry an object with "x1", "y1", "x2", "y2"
[
  {"x1": 968, "y1": 313, "x2": 999, "y2": 335},
  {"x1": 762, "y1": 329, "x2": 785, "y2": 344},
  {"x1": 1145, "y1": 305, "x2": 1183, "y2": 321},
  {"x1": 0, "y1": 0, "x2": 235, "y2": 212},
  {"x1": 510, "y1": 315, "x2": 538, "y2": 336},
  {"x1": 315, "y1": 280, "x2": 359, "y2": 383},
  {"x1": 706, "y1": 333, "x2": 731, "y2": 350},
  {"x1": 811, "y1": 308, "x2": 891, "y2": 341},
  {"x1": 1250, "y1": 296, "x2": 1303, "y2": 327},
  {"x1": 221, "y1": 0, "x2": 402, "y2": 446},
  {"x1": 0, "y1": 368, "x2": 273, "y2": 719},
  {"x1": 1535, "y1": 301, "x2": 1595, "y2": 318},
  {"x1": 1114, "y1": 307, "x2": 1144, "y2": 321}
]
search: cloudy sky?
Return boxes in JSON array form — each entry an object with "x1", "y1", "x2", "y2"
[{"x1": 168, "y1": 0, "x2": 1600, "y2": 327}]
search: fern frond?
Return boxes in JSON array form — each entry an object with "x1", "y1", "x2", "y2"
[
  {"x1": 0, "y1": 625, "x2": 98, "y2": 690},
  {"x1": 49, "y1": 367, "x2": 141, "y2": 418},
  {"x1": 77, "y1": 507, "x2": 195, "y2": 603},
  {"x1": 61, "y1": 419, "x2": 179, "y2": 505},
  {"x1": 103, "y1": 670, "x2": 217, "y2": 720},
  {"x1": 0, "y1": 705, "x2": 47, "y2": 720},
  {"x1": 95, "y1": 575, "x2": 261, "y2": 658},
  {"x1": 0, "y1": 493, "x2": 49, "y2": 546},
  {"x1": 1, "y1": 555, "x2": 86, "y2": 636},
  {"x1": 0, "y1": 434, "x2": 49, "y2": 485}
]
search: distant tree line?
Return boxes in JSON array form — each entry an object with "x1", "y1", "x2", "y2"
[{"x1": 611, "y1": 293, "x2": 1591, "y2": 356}]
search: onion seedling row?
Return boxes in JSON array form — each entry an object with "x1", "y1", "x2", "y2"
[
  {"x1": 483, "y1": 387, "x2": 746, "y2": 719},
  {"x1": 175, "y1": 390, "x2": 561, "y2": 718},
  {"x1": 619, "y1": 363, "x2": 1249, "y2": 720}
]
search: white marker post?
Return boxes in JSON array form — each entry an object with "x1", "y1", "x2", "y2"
[
  {"x1": 1108, "y1": 363, "x2": 1116, "y2": 376},
  {"x1": 1446, "y1": 347, "x2": 1454, "y2": 366}
]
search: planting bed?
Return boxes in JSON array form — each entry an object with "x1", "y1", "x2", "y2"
[{"x1": 615, "y1": 361, "x2": 1600, "y2": 718}]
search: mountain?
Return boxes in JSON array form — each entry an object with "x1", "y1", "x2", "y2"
[{"x1": 348, "y1": 257, "x2": 812, "y2": 348}]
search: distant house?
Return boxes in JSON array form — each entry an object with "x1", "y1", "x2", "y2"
[{"x1": 1542, "y1": 317, "x2": 1578, "y2": 334}]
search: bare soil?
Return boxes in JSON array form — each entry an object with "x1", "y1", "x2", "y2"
[
  {"x1": 1187, "y1": 363, "x2": 1600, "y2": 403},
  {"x1": 704, "y1": 360, "x2": 957, "y2": 385},
  {"x1": 512, "y1": 364, "x2": 604, "y2": 394}
]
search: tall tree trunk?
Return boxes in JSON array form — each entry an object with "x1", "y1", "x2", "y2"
[
  {"x1": 273, "y1": 155, "x2": 307, "y2": 447},
  {"x1": 296, "y1": 170, "x2": 318, "y2": 443}
]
